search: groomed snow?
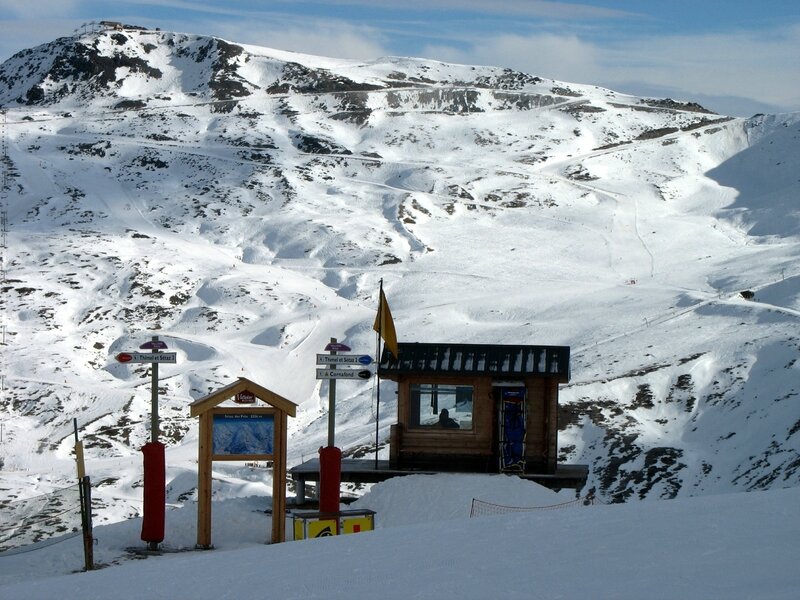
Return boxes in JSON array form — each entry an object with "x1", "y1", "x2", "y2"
[{"x1": 1, "y1": 474, "x2": 798, "y2": 599}]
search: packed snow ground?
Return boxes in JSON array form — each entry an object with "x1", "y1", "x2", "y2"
[{"x1": 1, "y1": 474, "x2": 798, "y2": 599}]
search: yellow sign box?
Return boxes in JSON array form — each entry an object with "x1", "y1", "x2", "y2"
[
  {"x1": 293, "y1": 509, "x2": 375, "y2": 540},
  {"x1": 307, "y1": 518, "x2": 338, "y2": 538},
  {"x1": 342, "y1": 516, "x2": 373, "y2": 534}
]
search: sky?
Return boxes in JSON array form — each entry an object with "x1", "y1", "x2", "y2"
[{"x1": 0, "y1": 0, "x2": 798, "y2": 116}]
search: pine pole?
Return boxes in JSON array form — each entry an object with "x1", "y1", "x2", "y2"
[{"x1": 375, "y1": 279, "x2": 383, "y2": 469}]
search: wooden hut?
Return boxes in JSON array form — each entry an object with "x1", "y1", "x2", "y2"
[
  {"x1": 289, "y1": 342, "x2": 586, "y2": 501},
  {"x1": 380, "y1": 342, "x2": 571, "y2": 476}
]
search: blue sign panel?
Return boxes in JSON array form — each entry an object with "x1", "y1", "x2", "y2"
[{"x1": 212, "y1": 413, "x2": 275, "y2": 456}]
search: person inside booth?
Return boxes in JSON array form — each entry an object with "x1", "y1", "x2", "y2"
[
  {"x1": 437, "y1": 408, "x2": 460, "y2": 429},
  {"x1": 410, "y1": 383, "x2": 473, "y2": 429}
]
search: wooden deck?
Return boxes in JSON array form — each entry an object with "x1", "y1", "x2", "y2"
[{"x1": 289, "y1": 459, "x2": 588, "y2": 503}]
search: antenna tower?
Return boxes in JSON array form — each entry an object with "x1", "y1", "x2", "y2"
[
  {"x1": 1, "y1": 109, "x2": 7, "y2": 289},
  {"x1": 1, "y1": 108, "x2": 8, "y2": 406}
]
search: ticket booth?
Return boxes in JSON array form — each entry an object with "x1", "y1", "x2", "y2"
[{"x1": 380, "y1": 343, "x2": 571, "y2": 476}]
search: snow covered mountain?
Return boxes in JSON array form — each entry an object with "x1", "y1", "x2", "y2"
[{"x1": 0, "y1": 23, "x2": 798, "y2": 528}]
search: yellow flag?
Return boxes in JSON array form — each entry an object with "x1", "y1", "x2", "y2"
[{"x1": 373, "y1": 288, "x2": 398, "y2": 358}]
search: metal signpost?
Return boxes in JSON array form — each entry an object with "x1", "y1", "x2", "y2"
[
  {"x1": 322, "y1": 339, "x2": 345, "y2": 447},
  {"x1": 115, "y1": 335, "x2": 175, "y2": 550},
  {"x1": 316, "y1": 341, "x2": 374, "y2": 447},
  {"x1": 115, "y1": 341, "x2": 176, "y2": 443},
  {"x1": 315, "y1": 339, "x2": 374, "y2": 514}
]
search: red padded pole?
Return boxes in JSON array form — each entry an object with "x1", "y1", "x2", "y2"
[
  {"x1": 318, "y1": 446, "x2": 342, "y2": 515},
  {"x1": 141, "y1": 441, "x2": 166, "y2": 545}
]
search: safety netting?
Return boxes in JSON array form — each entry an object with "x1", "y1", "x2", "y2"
[
  {"x1": 470, "y1": 493, "x2": 600, "y2": 518},
  {"x1": 0, "y1": 484, "x2": 82, "y2": 553}
]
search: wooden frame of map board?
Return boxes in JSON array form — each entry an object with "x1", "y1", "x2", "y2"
[{"x1": 190, "y1": 378, "x2": 296, "y2": 548}]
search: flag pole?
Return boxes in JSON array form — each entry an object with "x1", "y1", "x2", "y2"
[{"x1": 375, "y1": 278, "x2": 383, "y2": 470}]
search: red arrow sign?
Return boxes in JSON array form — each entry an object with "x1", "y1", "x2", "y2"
[{"x1": 116, "y1": 353, "x2": 133, "y2": 363}]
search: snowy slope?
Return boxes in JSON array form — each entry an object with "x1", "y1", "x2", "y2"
[{"x1": 0, "y1": 24, "x2": 798, "y2": 538}]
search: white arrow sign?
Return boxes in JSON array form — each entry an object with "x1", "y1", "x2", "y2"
[
  {"x1": 316, "y1": 354, "x2": 373, "y2": 365},
  {"x1": 116, "y1": 352, "x2": 177, "y2": 364},
  {"x1": 316, "y1": 368, "x2": 372, "y2": 380}
]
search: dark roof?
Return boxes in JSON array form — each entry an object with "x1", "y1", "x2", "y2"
[{"x1": 378, "y1": 343, "x2": 570, "y2": 381}]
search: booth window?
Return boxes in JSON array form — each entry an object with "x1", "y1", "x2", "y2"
[{"x1": 409, "y1": 384, "x2": 473, "y2": 430}]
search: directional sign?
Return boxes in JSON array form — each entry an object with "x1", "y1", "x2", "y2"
[
  {"x1": 316, "y1": 368, "x2": 372, "y2": 380},
  {"x1": 316, "y1": 354, "x2": 373, "y2": 366},
  {"x1": 140, "y1": 340, "x2": 169, "y2": 350},
  {"x1": 324, "y1": 342, "x2": 351, "y2": 352},
  {"x1": 116, "y1": 352, "x2": 177, "y2": 364}
]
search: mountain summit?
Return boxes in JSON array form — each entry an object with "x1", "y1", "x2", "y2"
[{"x1": 0, "y1": 24, "x2": 798, "y2": 529}]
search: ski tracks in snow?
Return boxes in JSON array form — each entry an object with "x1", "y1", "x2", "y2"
[
  {"x1": 572, "y1": 273, "x2": 800, "y2": 366},
  {"x1": 547, "y1": 172, "x2": 656, "y2": 281}
]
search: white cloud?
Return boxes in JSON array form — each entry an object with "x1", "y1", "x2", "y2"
[
  {"x1": 189, "y1": 19, "x2": 392, "y2": 61},
  {"x1": 420, "y1": 25, "x2": 800, "y2": 114},
  {"x1": 606, "y1": 27, "x2": 800, "y2": 109},
  {"x1": 423, "y1": 32, "x2": 602, "y2": 82},
  {"x1": 0, "y1": 0, "x2": 79, "y2": 18},
  {"x1": 298, "y1": 0, "x2": 636, "y2": 19},
  {"x1": 113, "y1": 0, "x2": 252, "y2": 18},
  {"x1": 0, "y1": 18, "x2": 86, "y2": 61}
]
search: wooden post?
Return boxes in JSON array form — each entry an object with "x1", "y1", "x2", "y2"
[
  {"x1": 196, "y1": 411, "x2": 213, "y2": 548},
  {"x1": 73, "y1": 419, "x2": 94, "y2": 570},
  {"x1": 81, "y1": 476, "x2": 94, "y2": 570}
]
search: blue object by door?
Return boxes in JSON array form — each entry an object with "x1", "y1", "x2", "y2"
[{"x1": 499, "y1": 388, "x2": 526, "y2": 471}]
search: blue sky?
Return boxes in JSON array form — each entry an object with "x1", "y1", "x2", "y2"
[{"x1": 0, "y1": 0, "x2": 798, "y2": 116}]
